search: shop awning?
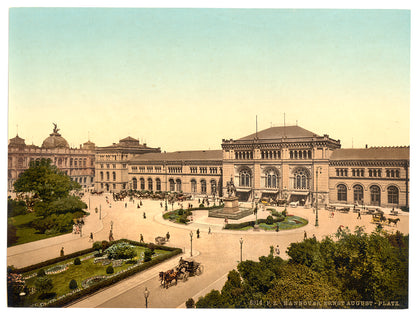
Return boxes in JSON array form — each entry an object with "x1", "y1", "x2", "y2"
[
  {"x1": 236, "y1": 187, "x2": 252, "y2": 192},
  {"x1": 290, "y1": 191, "x2": 310, "y2": 196}
]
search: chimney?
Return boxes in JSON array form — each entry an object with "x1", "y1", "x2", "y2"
[{"x1": 365, "y1": 144, "x2": 368, "y2": 148}]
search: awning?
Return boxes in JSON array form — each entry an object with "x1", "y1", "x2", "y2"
[
  {"x1": 261, "y1": 189, "x2": 279, "y2": 193},
  {"x1": 290, "y1": 191, "x2": 310, "y2": 196},
  {"x1": 236, "y1": 187, "x2": 252, "y2": 192}
]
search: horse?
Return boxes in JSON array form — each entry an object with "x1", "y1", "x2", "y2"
[
  {"x1": 163, "y1": 270, "x2": 178, "y2": 289},
  {"x1": 388, "y1": 218, "x2": 400, "y2": 226}
]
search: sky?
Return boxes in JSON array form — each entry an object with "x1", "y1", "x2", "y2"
[{"x1": 7, "y1": 6, "x2": 411, "y2": 152}]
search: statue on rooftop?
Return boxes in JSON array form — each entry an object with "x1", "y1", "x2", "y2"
[{"x1": 53, "y1": 123, "x2": 60, "y2": 134}]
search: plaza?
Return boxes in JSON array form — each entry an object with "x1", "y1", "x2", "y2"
[{"x1": 7, "y1": 191, "x2": 409, "y2": 308}]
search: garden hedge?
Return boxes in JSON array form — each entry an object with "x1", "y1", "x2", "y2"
[{"x1": 10, "y1": 239, "x2": 182, "y2": 307}]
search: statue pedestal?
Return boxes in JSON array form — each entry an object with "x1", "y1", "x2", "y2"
[{"x1": 209, "y1": 196, "x2": 253, "y2": 220}]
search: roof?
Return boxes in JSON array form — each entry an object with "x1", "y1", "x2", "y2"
[
  {"x1": 9, "y1": 135, "x2": 26, "y2": 146},
  {"x1": 120, "y1": 136, "x2": 140, "y2": 143},
  {"x1": 330, "y1": 147, "x2": 409, "y2": 160},
  {"x1": 130, "y1": 150, "x2": 223, "y2": 162},
  {"x1": 237, "y1": 125, "x2": 319, "y2": 141}
]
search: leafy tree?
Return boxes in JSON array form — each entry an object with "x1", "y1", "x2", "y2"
[
  {"x1": 185, "y1": 298, "x2": 195, "y2": 308},
  {"x1": 196, "y1": 290, "x2": 225, "y2": 308},
  {"x1": 7, "y1": 199, "x2": 27, "y2": 217},
  {"x1": 13, "y1": 158, "x2": 81, "y2": 204}
]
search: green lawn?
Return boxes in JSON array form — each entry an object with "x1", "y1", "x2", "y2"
[
  {"x1": 9, "y1": 213, "x2": 65, "y2": 246},
  {"x1": 22, "y1": 246, "x2": 170, "y2": 306}
]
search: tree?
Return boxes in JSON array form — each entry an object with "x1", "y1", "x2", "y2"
[{"x1": 13, "y1": 158, "x2": 81, "y2": 204}]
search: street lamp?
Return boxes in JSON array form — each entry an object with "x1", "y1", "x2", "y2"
[
  {"x1": 165, "y1": 195, "x2": 168, "y2": 212},
  {"x1": 190, "y1": 231, "x2": 193, "y2": 256},
  {"x1": 315, "y1": 167, "x2": 322, "y2": 227},
  {"x1": 99, "y1": 204, "x2": 102, "y2": 220},
  {"x1": 239, "y1": 237, "x2": 243, "y2": 262},
  {"x1": 143, "y1": 287, "x2": 150, "y2": 308}
]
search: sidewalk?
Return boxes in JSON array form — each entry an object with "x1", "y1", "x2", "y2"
[{"x1": 7, "y1": 209, "x2": 107, "y2": 269}]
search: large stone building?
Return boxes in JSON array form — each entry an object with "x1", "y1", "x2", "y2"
[
  {"x1": 8, "y1": 125, "x2": 96, "y2": 190},
  {"x1": 119, "y1": 125, "x2": 409, "y2": 208},
  {"x1": 9, "y1": 124, "x2": 409, "y2": 209},
  {"x1": 94, "y1": 137, "x2": 161, "y2": 192},
  {"x1": 127, "y1": 150, "x2": 223, "y2": 196}
]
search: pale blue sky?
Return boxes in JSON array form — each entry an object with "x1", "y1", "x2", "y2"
[{"x1": 8, "y1": 8, "x2": 410, "y2": 151}]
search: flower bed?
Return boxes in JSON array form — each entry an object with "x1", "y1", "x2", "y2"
[{"x1": 13, "y1": 239, "x2": 182, "y2": 308}]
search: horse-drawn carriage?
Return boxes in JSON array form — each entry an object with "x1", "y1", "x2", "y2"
[
  {"x1": 155, "y1": 236, "x2": 167, "y2": 245},
  {"x1": 159, "y1": 258, "x2": 204, "y2": 288},
  {"x1": 372, "y1": 212, "x2": 387, "y2": 224}
]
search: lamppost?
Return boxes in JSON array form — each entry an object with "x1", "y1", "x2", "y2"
[
  {"x1": 143, "y1": 287, "x2": 150, "y2": 308},
  {"x1": 99, "y1": 204, "x2": 102, "y2": 220},
  {"x1": 165, "y1": 195, "x2": 168, "y2": 212},
  {"x1": 190, "y1": 231, "x2": 193, "y2": 257},
  {"x1": 239, "y1": 237, "x2": 243, "y2": 262},
  {"x1": 315, "y1": 167, "x2": 322, "y2": 227}
]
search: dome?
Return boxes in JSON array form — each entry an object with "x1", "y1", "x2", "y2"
[{"x1": 42, "y1": 132, "x2": 70, "y2": 149}]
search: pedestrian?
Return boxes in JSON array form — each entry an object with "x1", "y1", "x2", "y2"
[
  {"x1": 60, "y1": 247, "x2": 64, "y2": 257},
  {"x1": 275, "y1": 245, "x2": 280, "y2": 255},
  {"x1": 89, "y1": 232, "x2": 93, "y2": 242},
  {"x1": 331, "y1": 211, "x2": 334, "y2": 218},
  {"x1": 140, "y1": 200, "x2": 143, "y2": 206},
  {"x1": 313, "y1": 234, "x2": 317, "y2": 241},
  {"x1": 166, "y1": 232, "x2": 170, "y2": 241},
  {"x1": 304, "y1": 230, "x2": 307, "y2": 240},
  {"x1": 109, "y1": 230, "x2": 114, "y2": 242},
  {"x1": 196, "y1": 228, "x2": 200, "y2": 238},
  {"x1": 143, "y1": 212, "x2": 146, "y2": 219},
  {"x1": 125, "y1": 202, "x2": 127, "y2": 208},
  {"x1": 208, "y1": 227, "x2": 211, "y2": 234},
  {"x1": 140, "y1": 234, "x2": 144, "y2": 243},
  {"x1": 357, "y1": 210, "x2": 361, "y2": 219},
  {"x1": 160, "y1": 202, "x2": 163, "y2": 208},
  {"x1": 137, "y1": 204, "x2": 140, "y2": 209}
]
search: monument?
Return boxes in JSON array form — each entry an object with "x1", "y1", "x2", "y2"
[{"x1": 209, "y1": 177, "x2": 253, "y2": 220}]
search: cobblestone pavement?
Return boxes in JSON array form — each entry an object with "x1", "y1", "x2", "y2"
[{"x1": 7, "y1": 193, "x2": 409, "y2": 308}]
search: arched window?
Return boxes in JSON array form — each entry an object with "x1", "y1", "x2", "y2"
[
  {"x1": 140, "y1": 178, "x2": 145, "y2": 190},
  {"x1": 239, "y1": 169, "x2": 251, "y2": 187},
  {"x1": 201, "y1": 180, "x2": 207, "y2": 193},
  {"x1": 353, "y1": 185, "x2": 363, "y2": 203},
  {"x1": 176, "y1": 179, "x2": 181, "y2": 192},
  {"x1": 264, "y1": 169, "x2": 278, "y2": 188},
  {"x1": 112, "y1": 172, "x2": 116, "y2": 181},
  {"x1": 211, "y1": 180, "x2": 217, "y2": 195},
  {"x1": 132, "y1": 177, "x2": 137, "y2": 190},
  {"x1": 169, "y1": 179, "x2": 175, "y2": 191},
  {"x1": 191, "y1": 179, "x2": 197, "y2": 193},
  {"x1": 293, "y1": 168, "x2": 309, "y2": 190},
  {"x1": 337, "y1": 184, "x2": 347, "y2": 201},
  {"x1": 148, "y1": 178, "x2": 153, "y2": 191},
  {"x1": 370, "y1": 185, "x2": 381, "y2": 206},
  {"x1": 387, "y1": 186, "x2": 399, "y2": 204},
  {"x1": 156, "y1": 178, "x2": 161, "y2": 191}
]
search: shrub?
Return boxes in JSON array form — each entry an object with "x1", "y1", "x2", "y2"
[
  {"x1": 144, "y1": 248, "x2": 153, "y2": 262},
  {"x1": 106, "y1": 266, "x2": 114, "y2": 274},
  {"x1": 105, "y1": 242, "x2": 136, "y2": 260},
  {"x1": 37, "y1": 269, "x2": 46, "y2": 277},
  {"x1": 69, "y1": 279, "x2": 78, "y2": 290},
  {"x1": 178, "y1": 209, "x2": 184, "y2": 215},
  {"x1": 266, "y1": 215, "x2": 274, "y2": 225},
  {"x1": 126, "y1": 259, "x2": 138, "y2": 264},
  {"x1": 186, "y1": 298, "x2": 195, "y2": 308},
  {"x1": 199, "y1": 203, "x2": 205, "y2": 208},
  {"x1": 34, "y1": 276, "x2": 53, "y2": 294},
  {"x1": 92, "y1": 241, "x2": 102, "y2": 252},
  {"x1": 74, "y1": 258, "x2": 81, "y2": 265},
  {"x1": 101, "y1": 240, "x2": 110, "y2": 251}
]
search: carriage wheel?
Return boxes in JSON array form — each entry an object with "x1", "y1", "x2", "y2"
[{"x1": 196, "y1": 265, "x2": 204, "y2": 275}]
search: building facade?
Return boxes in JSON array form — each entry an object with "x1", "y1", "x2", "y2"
[
  {"x1": 127, "y1": 150, "x2": 223, "y2": 197},
  {"x1": 94, "y1": 137, "x2": 161, "y2": 192},
  {"x1": 221, "y1": 126, "x2": 342, "y2": 206},
  {"x1": 9, "y1": 124, "x2": 409, "y2": 208},
  {"x1": 329, "y1": 147, "x2": 409, "y2": 208},
  {"x1": 8, "y1": 125, "x2": 95, "y2": 190}
]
